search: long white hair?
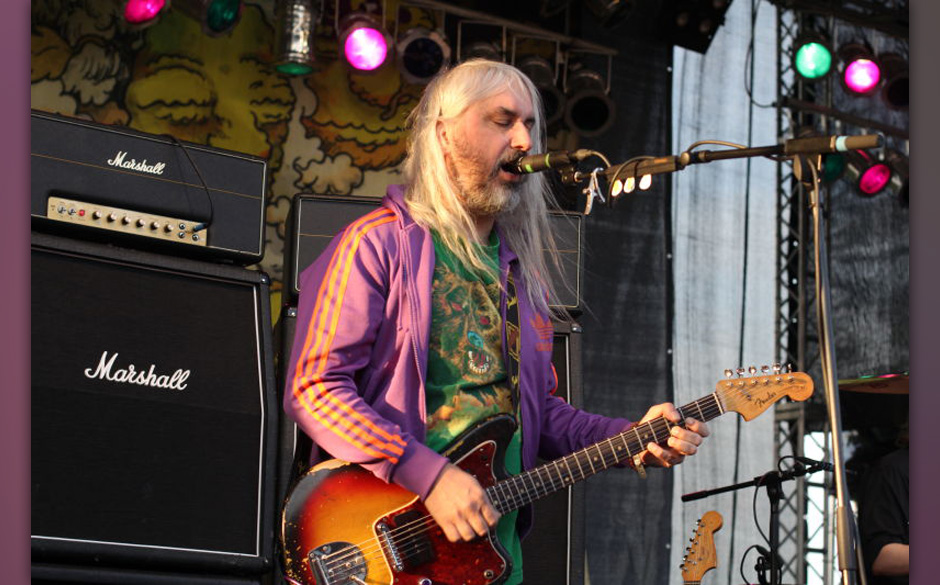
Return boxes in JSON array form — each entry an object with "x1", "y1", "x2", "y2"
[{"x1": 402, "y1": 59, "x2": 564, "y2": 316}]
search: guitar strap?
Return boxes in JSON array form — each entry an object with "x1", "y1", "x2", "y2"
[{"x1": 505, "y1": 270, "x2": 521, "y2": 412}]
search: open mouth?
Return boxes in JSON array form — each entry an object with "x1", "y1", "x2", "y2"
[{"x1": 497, "y1": 154, "x2": 526, "y2": 182}]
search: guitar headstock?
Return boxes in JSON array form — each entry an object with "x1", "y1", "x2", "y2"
[
  {"x1": 681, "y1": 510, "x2": 723, "y2": 584},
  {"x1": 716, "y1": 365, "x2": 814, "y2": 421}
]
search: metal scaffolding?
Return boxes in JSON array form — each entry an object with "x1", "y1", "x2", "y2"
[{"x1": 774, "y1": 2, "x2": 907, "y2": 585}]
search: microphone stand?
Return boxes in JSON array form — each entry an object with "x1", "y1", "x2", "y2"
[
  {"x1": 682, "y1": 462, "x2": 822, "y2": 585},
  {"x1": 799, "y1": 156, "x2": 863, "y2": 585},
  {"x1": 581, "y1": 141, "x2": 875, "y2": 585}
]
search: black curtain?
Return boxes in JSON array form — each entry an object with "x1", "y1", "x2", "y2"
[{"x1": 571, "y1": 7, "x2": 675, "y2": 585}]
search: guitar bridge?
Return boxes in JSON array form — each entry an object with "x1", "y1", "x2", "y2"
[{"x1": 309, "y1": 541, "x2": 366, "y2": 585}]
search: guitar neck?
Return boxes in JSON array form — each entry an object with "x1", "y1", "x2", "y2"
[{"x1": 486, "y1": 392, "x2": 725, "y2": 514}]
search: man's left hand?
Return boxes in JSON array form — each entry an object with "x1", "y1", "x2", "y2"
[{"x1": 635, "y1": 403, "x2": 709, "y2": 468}]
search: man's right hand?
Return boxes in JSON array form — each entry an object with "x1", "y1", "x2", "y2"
[{"x1": 423, "y1": 463, "x2": 501, "y2": 542}]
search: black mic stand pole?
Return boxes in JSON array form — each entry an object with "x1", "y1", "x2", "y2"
[{"x1": 799, "y1": 155, "x2": 865, "y2": 585}]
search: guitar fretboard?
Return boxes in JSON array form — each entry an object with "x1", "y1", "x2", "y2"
[{"x1": 486, "y1": 392, "x2": 725, "y2": 514}]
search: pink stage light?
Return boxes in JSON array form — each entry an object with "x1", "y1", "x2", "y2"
[
  {"x1": 344, "y1": 26, "x2": 389, "y2": 71},
  {"x1": 124, "y1": 0, "x2": 166, "y2": 24},
  {"x1": 858, "y1": 162, "x2": 891, "y2": 196},
  {"x1": 844, "y1": 58, "x2": 881, "y2": 94}
]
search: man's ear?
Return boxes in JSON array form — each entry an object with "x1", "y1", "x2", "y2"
[{"x1": 436, "y1": 119, "x2": 450, "y2": 151}]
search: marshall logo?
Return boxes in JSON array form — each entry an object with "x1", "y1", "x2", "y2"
[
  {"x1": 107, "y1": 150, "x2": 167, "y2": 175},
  {"x1": 84, "y1": 351, "x2": 190, "y2": 391}
]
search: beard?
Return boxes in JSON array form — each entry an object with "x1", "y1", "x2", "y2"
[{"x1": 446, "y1": 133, "x2": 523, "y2": 218}]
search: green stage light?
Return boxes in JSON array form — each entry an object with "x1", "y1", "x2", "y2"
[
  {"x1": 821, "y1": 153, "x2": 846, "y2": 183},
  {"x1": 175, "y1": 0, "x2": 243, "y2": 36},
  {"x1": 205, "y1": 0, "x2": 242, "y2": 34},
  {"x1": 794, "y1": 39, "x2": 832, "y2": 80},
  {"x1": 274, "y1": 0, "x2": 318, "y2": 76}
]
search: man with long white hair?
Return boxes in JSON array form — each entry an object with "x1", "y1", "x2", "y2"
[{"x1": 284, "y1": 59, "x2": 709, "y2": 584}]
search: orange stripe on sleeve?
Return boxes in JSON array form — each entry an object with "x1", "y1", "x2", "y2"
[
  {"x1": 291, "y1": 208, "x2": 408, "y2": 459},
  {"x1": 307, "y1": 215, "x2": 406, "y2": 453}
]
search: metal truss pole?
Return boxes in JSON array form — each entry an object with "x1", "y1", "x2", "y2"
[{"x1": 774, "y1": 6, "x2": 833, "y2": 585}]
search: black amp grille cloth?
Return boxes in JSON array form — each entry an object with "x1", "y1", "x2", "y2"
[{"x1": 32, "y1": 245, "x2": 266, "y2": 558}]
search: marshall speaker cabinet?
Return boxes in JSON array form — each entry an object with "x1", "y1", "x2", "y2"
[
  {"x1": 30, "y1": 110, "x2": 267, "y2": 265},
  {"x1": 31, "y1": 233, "x2": 279, "y2": 579},
  {"x1": 285, "y1": 194, "x2": 584, "y2": 311}
]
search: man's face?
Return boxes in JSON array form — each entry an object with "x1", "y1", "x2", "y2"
[{"x1": 440, "y1": 89, "x2": 535, "y2": 218}]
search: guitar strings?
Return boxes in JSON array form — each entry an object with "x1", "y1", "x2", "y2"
[
  {"x1": 319, "y1": 394, "x2": 728, "y2": 579},
  {"x1": 315, "y1": 381, "x2": 770, "y2": 580},
  {"x1": 329, "y1": 374, "x2": 803, "y2": 579},
  {"x1": 319, "y1": 402, "x2": 728, "y2": 581}
]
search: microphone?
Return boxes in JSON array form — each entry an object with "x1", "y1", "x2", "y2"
[
  {"x1": 783, "y1": 134, "x2": 883, "y2": 156},
  {"x1": 502, "y1": 149, "x2": 593, "y2": 174},
  {"x1": 795, "y1": 456, "x2": 836, "y2": 472}
]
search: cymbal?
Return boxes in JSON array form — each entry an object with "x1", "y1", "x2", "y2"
[{"x1": 838, "y1": 373, "x2": 909, "y2": 395}]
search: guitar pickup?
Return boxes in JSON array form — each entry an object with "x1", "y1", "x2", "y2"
[{"x1": 379, "y1": 509, "x2": 436, "y2": 572}]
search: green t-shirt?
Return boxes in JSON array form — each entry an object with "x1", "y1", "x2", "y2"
[{"x1": 425, "y1": 230, "x2": 524, "y2": 585}]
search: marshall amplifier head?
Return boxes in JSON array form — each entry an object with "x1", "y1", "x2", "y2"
[
  {"x1": 30, "y1": 110, "x2": 267, "y2": 265},
  {"x1": 285, "y1": 193, "x2": 584, "y2": 311},
  {"x1": 31, "y1": 232, "x2": 279, "y2": 576}
]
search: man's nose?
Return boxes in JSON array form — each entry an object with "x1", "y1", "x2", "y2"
[{"x1": 510, "y1": 122, "x2": 532, "y2": 152}]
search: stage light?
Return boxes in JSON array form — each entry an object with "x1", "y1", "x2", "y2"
[
  {"x1": 885, "y1": 150, "x2": 909, "y2": 206},
  {"x1": 585, "y1": 0, "x2": 637, "y2": 28},
  {"x1": 564, "y1": 65, "x2": 615, "y2": 137},
  {"x1": 274, "y1": 0, "x2": 318, "y2": 76},
  {"x1": 396, "y1": 27, "x2": 450, "y2": 84},
  {"x1": 124, "y1": 0, "x2": 167, "y2": 26},
  {"x1": 462, "y1": 40, "x2": 503, "y2": 62},
  {"x1": 658, "y1": 0, "x2": 732, "y2": 54},
  {"x1": 844, "y1": 149, "x2": 891, "y2": 197},
  {"x1": 821, "y1": 153, "x2": 846, "y2": 183},
  {"x1": 174, "y1": 0, "x2": 244, "y2": 36},
  {"x1": 839, "y1": 42, "x2": 881, "y2": 96},
  {"x1": 878, "y1": 53, "x2": 909, "y2": 110},
  {"x1": 517, "y1": 56, "x2": 565, "y2": 126},
  {"x1": 339, "y1": 12, "x2": 390, "y2": 71},
  {"x1": 793, "y1": 33, "x2": 832, "y2": 80}
]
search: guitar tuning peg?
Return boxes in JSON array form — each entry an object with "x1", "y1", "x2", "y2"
[
  {"x1": 748, "y1": 365, "x2": 757, "y2": 375},
  {"x1": 736, "y1": 367, "x2": 746, "y2": 377},
  {"x1": 786, "y1": 362, "x2": 793, "y2": 373},
  {"x1": 772, "y1": 362, "x2": 782, "y2": 374},
  {"x1": 761, "y1": 364, "x2": 770, "y2": 374},
  {"x1": 724, "y1": 368, "x2": 734, "y2": 378}
]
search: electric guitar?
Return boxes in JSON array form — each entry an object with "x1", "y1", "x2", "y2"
[
  {"x1": 681, "y1": 511, "x2": 723, "y2": 585},
  {"x1": 280, "y1": 369, "x2": 813, "y2": 585}
]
